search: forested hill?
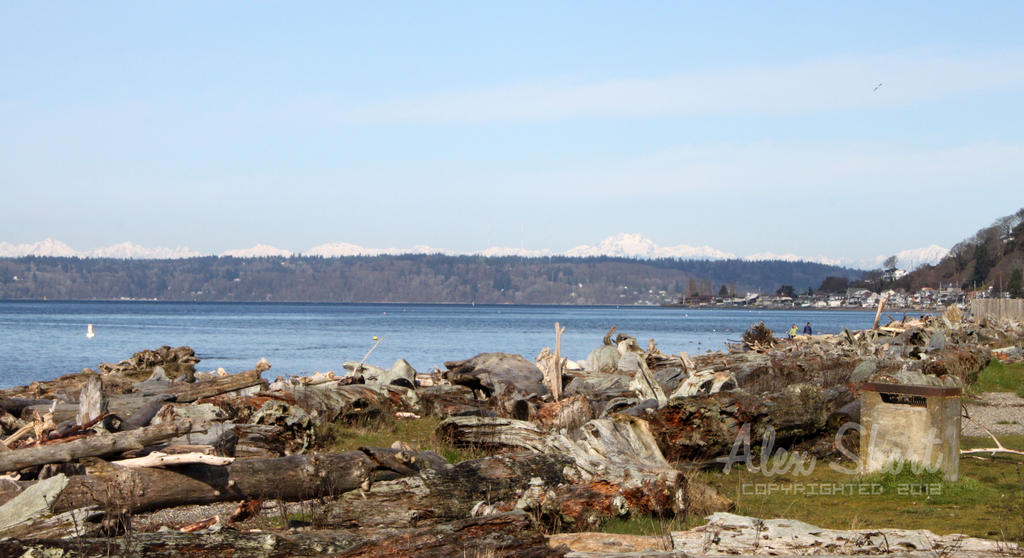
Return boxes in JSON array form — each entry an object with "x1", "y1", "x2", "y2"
[
  {"x1": 898, "y1": 208, "x2": 1024, "y2": 296},
  {"x1": 0, "y1": 255, "x2": 864, "y2": 305}
]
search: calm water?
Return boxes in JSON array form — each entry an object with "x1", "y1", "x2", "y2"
[{"x1": 0, "y1": 301, "x2": 887, "y2": 389}]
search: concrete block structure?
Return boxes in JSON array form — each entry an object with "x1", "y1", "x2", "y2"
[{"x1": 860, "y1": 382, "x2": 961, "y2": 481}]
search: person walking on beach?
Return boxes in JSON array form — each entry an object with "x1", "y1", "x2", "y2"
[
  {"x1": 803, "y1": 322, "x2": 812, "y2": 336},
  {"x1": 788, "y1": 324, "x2": 798, "y2": 339}
]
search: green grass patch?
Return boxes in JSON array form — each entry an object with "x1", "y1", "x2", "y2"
[
  {"x1": 971, "y1": 360, "x2": 1024, "y2": 396},
  {"x1": 598, "y1": 514, "x2": 705, "y2": 539},
  {"x1": 695, "y1": 448, "x2": 1024, "y2": 541},
  {"x1": 316, "y1": 413, "x2": 490, "y2": 464}
]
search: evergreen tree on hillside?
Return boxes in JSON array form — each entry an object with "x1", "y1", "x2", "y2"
[{"x1": 1009, "y1": 268, "x2": 1023, "y2": 298}]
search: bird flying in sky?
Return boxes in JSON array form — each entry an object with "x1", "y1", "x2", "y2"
[{"x1": 873, "y1": 82, "x2": 883, "y2": 92}]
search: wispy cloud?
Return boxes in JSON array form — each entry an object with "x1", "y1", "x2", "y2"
[
  {"x1": 509, "y1": 140, "x2": 1024, "y2": 199},
  {"x1": 343, "y1": 49, "x2": 1024, "y2": 123}
]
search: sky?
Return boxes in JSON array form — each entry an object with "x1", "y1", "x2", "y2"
[{"x1": 2, "y1": 2, "x2": 1023, "y2": 261}]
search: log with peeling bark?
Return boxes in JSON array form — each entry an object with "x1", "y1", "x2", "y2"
[
  {"x1": 326, "y1": 452, "x2": 571, "y2": 529},
  {"x1": 534, "y1": 394, "x2": 594, "y2": 432},
  {"x1": 0, "y1": 421, "x2": 194, "y2": 473},
  {"x1": 0, "y1": 511, "x2": 564, "y2": 558},
  {"x1": 40, "y1": 448, "x2": 446, "y2": 516},
  {"x1": 646, "y1": 383, "x2": 853, "y2": 462}
]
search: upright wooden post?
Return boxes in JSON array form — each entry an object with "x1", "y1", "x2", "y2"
[
  {"x1": 872, "y1": 291, "x2": 891, "y2": 330},
  {"x1": 550, "y1": 322, "x2": 566, "y2": 401}
]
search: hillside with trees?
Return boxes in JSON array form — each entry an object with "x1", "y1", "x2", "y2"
[
  {"x1": 0, "y1": 255, "x2": 864, "y2": 305},
  {"x1": 898, "y1": 208, "x2": 1024, "y2": 297}
]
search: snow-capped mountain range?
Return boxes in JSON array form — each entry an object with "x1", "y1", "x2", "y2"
[
  {"x1": 0, "y1": 239, "x2": 202, "y2": 259},
  {"x1": 0, "y1": 234, "x2": 949, "y2": 271}
]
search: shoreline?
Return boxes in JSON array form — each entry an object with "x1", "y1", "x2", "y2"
[{"x1": 0, "y1": 298, "x2": 943, "y2": 313}]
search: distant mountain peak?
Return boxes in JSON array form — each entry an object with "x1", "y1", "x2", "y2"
[
  {"x1": 0, "y1": 238, "x2": 77, "y2": 257},
  {"x1": 565, "y1": 233, "x2": 735, "y2": 260},
  {"x1": 858, "y1": 245, "x2": 950, "y2": 270},
  {"x1": 222, "y1": 244, "x2": 294, "y2": 258}
]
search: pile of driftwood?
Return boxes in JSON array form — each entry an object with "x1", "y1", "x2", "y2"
[{"x1": 0, "y1": 306, "x2": 1010, "y2": 557}]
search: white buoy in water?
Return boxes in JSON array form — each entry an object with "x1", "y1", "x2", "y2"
[{"x1": 86, "y1": 324, "x2": 95, "y2": 339}]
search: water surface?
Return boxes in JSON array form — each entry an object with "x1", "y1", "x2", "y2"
[{"x1": 0, "y1": 301, "x2": 888, "y2": 388}]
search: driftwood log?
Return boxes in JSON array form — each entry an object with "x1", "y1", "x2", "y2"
[
  {"x1": 444, "y1": 352, "x2": 548, "y2": 399},
  {"x1": 166, "y1": 365, "x2": 268, "y2": 403},
  {"x1": 271, "y1": 383, "x2": 417, "y2": 424},
  {"x1": 46, "y1": 450, "x2": 437, "y2": 515},
  {"x1": 646, "y1": 383, "x2": 853, "y2": 462},
  {"x1": 326, "y1": 452, "x2": 571, "y2": 529},
  {"x1": 0, "y1": 511, "x2": 564, "y2": 558},
  {"x1": 19, "y1": 367, "x2": 268, "y2": 424},
  {"x1": 434, "y1": 415, "x2": 731, "y2": 528},
  {"x1": 0, "y1": 421, "x2": 194, "y2": 473}
]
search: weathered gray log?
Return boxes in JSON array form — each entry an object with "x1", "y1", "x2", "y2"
[
  {"x1": 0, "y1": 474, "x2": 104, "y2": 539},
  {"x1": 436, "y1": 416, "x2": 549, "y2": 452},
  {"x1": 0, "y1": 511, "x2": 564, "y2": 558},
  {"x1": 21, "y1": 365, "x2": 267, "y2": 423},
  {"x1": 444, "y1": 352, "x2": 548, "y2": 398},
  {"x1": 0, "y1": 398, "x2": 53, "y2": 415},
  {"x1": 76, "y1": 375, "x2": 105, "y2": 426},
  {"x1": 672, "y1": 512, "x2": 1005, "y2": 557},
  {"x1": 0, "y1": 506, "x2": 102, "y2": 540},
  {"x1": 344, "y1": 358, "x2": 417, "y2": 388},
  {"x1": 0, "y1": 421, "x2": 193, "y2": 473},
  {"x1": 124, "y1": 394, "x2": 176, "y2": 428},
  {"x1": 158, "y1": 421, "x2": 312, "y2": 458},
  {"x1": 627, "y1": 358, "x2": 667, "y2": 407},
  {"x1": 584, "y1": 344, "x2": 621, "y2": 373},
  {"x1": 563, "y1": 371, "x2": 632, "y2": 397},
  {"x1": 272, "y1": 382, "x2": 417, "y2": 424},
  {"x1": 417, "y1": 384, "x2": 491, "y2": 417},
  {"x1": 168, "y1": 365, "x2": 267, "y2": 403},
  {"x1": 0, "y1": 474, "x2": 69, "y2": 533}
]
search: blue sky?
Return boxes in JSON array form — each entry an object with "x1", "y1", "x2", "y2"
[{"x1": 2, "y1": 2, "x2": 1023, "y2": 260}]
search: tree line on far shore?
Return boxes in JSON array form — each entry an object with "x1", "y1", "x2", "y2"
[{"x1": 0, "y1": 255, "x2": 864, "y2": 305}]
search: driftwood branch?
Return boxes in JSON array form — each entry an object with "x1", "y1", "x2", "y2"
[
  {"x1": 960, "y1": 404, "x2": 1024, "y2": 458},
  {"x1": 0, "y1": 422, "x2": 194, "y2": 473},
  {"x1": 168, "y1": 367, "x2": 267, "y2": 404},
  {"x1": 112, "y1": 451, "x2": 234, "y2": 469}
]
